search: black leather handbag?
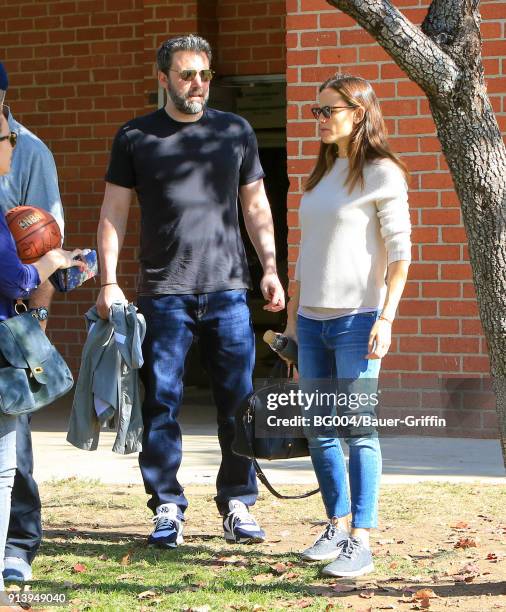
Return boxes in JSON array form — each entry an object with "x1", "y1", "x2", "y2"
[{"x1": 232, "y1": 360, "x2": 319, "y2": 499}]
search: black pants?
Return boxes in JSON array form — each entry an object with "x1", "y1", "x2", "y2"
[{"x1": 5, "y1": 414, "x2": 42, "y2": 564}]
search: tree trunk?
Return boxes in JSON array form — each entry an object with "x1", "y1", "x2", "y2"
[
  {"x1": 429, "y1": 96, "x2": 506, "y2": 465},
  {"x1": 325, "y1": 0, "x2": 506, "y2": 467}
]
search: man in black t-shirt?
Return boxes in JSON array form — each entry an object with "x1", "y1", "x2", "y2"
[{"x1": 96, "y1": 34, "x2": 285, "y2": 548}]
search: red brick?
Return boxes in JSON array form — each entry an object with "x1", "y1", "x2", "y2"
[
  {"x1": 421, "y1": 319, "x2": 459, "y2": 334},
  {"x1": 400, "y1": 337, "x2": 438, "y2": 353},
  {"x1": 398, "y1": 117, "x2": 436, "y2": 135},
  {"x1": 382, "y1": 355, "x2": 420, "y2": 372},
  {"x1": 462, "y1": 319, "x2": 483, "y2": 335},
  {"x1": 398, "y1": 300, "x2": 437, "y2": 316},
  {"x1": 463, "y1": 356, "x2": 490, "y2": 373},
  {"x1": 441, "y1": 263, "x2": 473, "y2": 280},
  {"x1": 301, "y1": 31, "x2": 337, "y2": 47},
  {"x1": 422, "y1": 282, "x2": 461, "y2": 298},
  {"x1": 422, "y1": 245, "x2": 461, "y2": 261},
  {"x1": 319, "y1": 12, "x2": 356, "y2": 28},
  {"x1": 287, "y1": 49, "x2": 318, "y2": 66},
  {"x1": 286, "y1": 13, "x2": 318, "y2": 29},
  {"x1": 408, "y1": 263, "x2": 438, "y2": 280},
  {"x1": 319, "y1": 47, "x2": 358, "y2": 65},
  {"x1": 412, "y1": 227, "x2": 438, "y2": 243},
  {"x1": 439, "y1": 300, "x2": 479, "y2": 317},
  {"x1": 422, "y1": 355, "x2": 460, "y2": 372},
  {"x1": 300, "y1": 0, "x2": 329, "y2": 9},
  {"x1": 340, "y1": 29, "x2": 375, "y2": 46},
  {"x1": 422, "y1": 210, "x2": 461, "y2": 225},
  {"x1": 442, "y1": 336, "x2": 481, "y2": 355},
  {"x1": 393, "y1": 318, "x2": 419, "y2": 334}
]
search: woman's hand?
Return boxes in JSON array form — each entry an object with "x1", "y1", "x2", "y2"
[
  {"x1": 49, "y1": 248, "x2": 87, "y2": 270},
  {"x1": 366, "y1": 318, "x2": 392, "y2": 359}
]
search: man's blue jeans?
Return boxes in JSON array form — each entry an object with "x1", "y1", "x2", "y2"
[
  {"x1": 0, "y1": 414, "x2": 16, "y2": 590},
  {"x1": 298, "y1": 312, "x2": 382, "y2": 528},
  {"x1": 137, "y1": 289, "x2": 258, "y2": 519}
]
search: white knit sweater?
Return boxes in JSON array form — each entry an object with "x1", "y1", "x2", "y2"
[{"x1": 295, "y1": 157, "x2": 412, "y2": 309}]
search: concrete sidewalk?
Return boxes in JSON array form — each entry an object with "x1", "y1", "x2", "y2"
[{"x1": 31, "y1": 391, "x2": 505, "y2": 487}]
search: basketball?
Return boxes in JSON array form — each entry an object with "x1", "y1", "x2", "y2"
[{"x1": 5, "y1": 206, "x2": 62, "y2": 264}]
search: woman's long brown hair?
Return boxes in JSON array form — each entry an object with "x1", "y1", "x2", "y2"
[{"x1": 305, "y1": 74, "x2": 409, "y2": 193}]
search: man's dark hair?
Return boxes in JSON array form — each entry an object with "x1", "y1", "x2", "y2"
[{"x1": 157, "y1": 34, "x2": 212, "y2": 74}]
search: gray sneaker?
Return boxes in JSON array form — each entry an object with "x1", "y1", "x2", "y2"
[
  {"x1": 300, "y1": 523, "x2": 348, "y2": 561},
  {"x1": 322, "y1": 536, "x2": 374, "y2": 577}
]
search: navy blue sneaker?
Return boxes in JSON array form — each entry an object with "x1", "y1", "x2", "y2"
[
  {"x1": 148, "y1": 503, "x2": 183, "y2": 548},
  {"x1": 223, "y1": 500, "x2": 265, "y2": 544}
]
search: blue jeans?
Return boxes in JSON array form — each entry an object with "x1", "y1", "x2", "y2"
[
  {"x1": 137, "y1": 289, "x2": 257, "y2": 519},
  {"x1": 298, "y1": 312, "x2": 382, "y2": 528},
  {"x1": 6, "y1": 414, "x2": 42, "y2": 564},
  {"x1": 0, "y1": 414, "x2": 16, "y2": 590}
]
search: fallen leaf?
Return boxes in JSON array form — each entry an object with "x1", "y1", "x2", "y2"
[
  {"x1": 120, "y1": 550, "x2": 133, "y2": 566},
  {"x1": 137, "y1": 590, "x2": 158, "y2": 601},
  {"x1": 72, "y1": 563, "x2": 86, "y2": 573},
  {"x1": 216, "y1": 555, "x2": 248, "y2": 567},
  {"x1": 292, "y1": 600, "x2": 313, "y2": 609},
  {"x1": 117, "y1": 573, "x2": 135, "y2": 580},
  {"x1": 486, "y1": 552, "x2": 502, "y2": 562},
  {"x1": 414, "y1": 589, "x2": 438, "y2": 600},
  {"x1": 270, "y1": 562, "x2": 293, "y2": 575},
  {"x1": 252, "y1": 573, "x2": 273, "y2": 583},
  {"x1": 451, "y1": 521, "x2": 469, "y2": 529},
  {"x1": 389, "y1": 562, "x2": 398, "y2": 569},
  {"x1": 283, "y1": 572, "x2": 299, "y2": 580},
  {"x1": 454, "y1": 537, "x2": 477, "y2": 549}
]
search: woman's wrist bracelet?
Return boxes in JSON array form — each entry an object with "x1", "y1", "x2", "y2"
[
  {"x1": 379, "y1": 314, "x2": 393, "y2": 324},
  {"x1": 101, "y1": 282, "x2": 118, "y2": 287}
]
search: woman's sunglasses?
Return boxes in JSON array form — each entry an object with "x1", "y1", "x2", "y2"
[
  {"x1": 311, "y1": 105, "x2": 355, "y2": 120},
  {"x1": 0, "y1": 131, "x2": 17, "y2": 149},
  {"x1": 169, "y1": 69, "x2": 215, "y2": 82}
]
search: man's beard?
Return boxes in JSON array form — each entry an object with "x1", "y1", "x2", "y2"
[{"x1": 168, "y1": 86, "x2": 209, "y2": 115}]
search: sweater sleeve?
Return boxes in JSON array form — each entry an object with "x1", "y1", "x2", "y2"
[
  {"x1": 0, "y1": 214, "x2": 41, "y2": 300},
  {"x1": 374, "y1": 161, "x2": 412, "y2": 265}
]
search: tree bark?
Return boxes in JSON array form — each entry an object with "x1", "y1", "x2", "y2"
[{"x1": 326, "y1": 0, "x2": 506, "y2": 467}]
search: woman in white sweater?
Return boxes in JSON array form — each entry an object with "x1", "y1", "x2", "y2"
[{"x1": 284, "y1": 74, "x2": 411, "y2": 577}]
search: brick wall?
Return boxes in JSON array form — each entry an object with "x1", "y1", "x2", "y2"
[
  {"x1": 215, "y1": 0, "x2": 285, "y2": 75},
  {"x1": 1, "y1": 0, "x2": 285, "y2": 373},
  {"x1": 285, "y1": 0, "x2": 504, "y2": 435},
  {"x1": 2, "y1": 0, "x2": 146, "y2": 369}
]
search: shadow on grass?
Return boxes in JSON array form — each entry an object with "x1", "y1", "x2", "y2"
[{"x1": 35, "y1": 532, "x2": 506, "y2": 602}]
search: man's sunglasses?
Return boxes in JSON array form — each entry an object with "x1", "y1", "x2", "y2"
[
  {"x1": 0, "y1": 131, "x2": 16, "y2": 149},
  {"x1": 311, "y1": 105, "x2": 355, "y2": 120},
  {"x1": 169, "y1": 69, "x2": 215, "y2": 82}
]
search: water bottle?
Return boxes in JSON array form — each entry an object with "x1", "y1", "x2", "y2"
[{"x1": 263, "y1": 330, "x2": 298, "y2": 365}]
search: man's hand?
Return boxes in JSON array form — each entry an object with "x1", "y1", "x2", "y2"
[
  {"x1": 365, "y1": 319, "x2": 392, "y2": 359},
  {"x1": 260, "y1": 272, "x2": 285, "y2": 312},
  {"x1": 96, "y1": 284, "x2": 127, "y2": 320}
]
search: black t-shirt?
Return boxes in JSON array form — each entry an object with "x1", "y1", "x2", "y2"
[{"x1": 105, "y1": 107, "x2": 265, "y2": 295}]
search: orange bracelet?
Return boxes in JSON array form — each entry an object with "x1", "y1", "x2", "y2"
[{"x1": 379, "y1": 314, "x2": 393, "y2": 324}]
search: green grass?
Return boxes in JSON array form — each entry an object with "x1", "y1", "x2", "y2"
[{"x1": 4, "y1": 479, "x2": 505, "y2": 611}]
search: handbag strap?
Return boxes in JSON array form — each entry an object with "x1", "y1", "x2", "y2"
[{"x1": 253, "y1": 459, "x2": 320, "y2": 500}]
